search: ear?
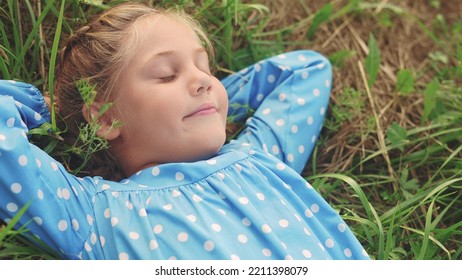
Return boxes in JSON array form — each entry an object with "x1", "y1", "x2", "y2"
[{"x1": 82, "y1": 102, "x2": 121, "y2": 141}]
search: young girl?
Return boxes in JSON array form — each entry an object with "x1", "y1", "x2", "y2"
[{"x1": 0, "y1": 2, "x2": 369, "y2": 260}]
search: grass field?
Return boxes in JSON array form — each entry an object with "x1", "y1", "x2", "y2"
[{"x1": 1, "y1": 0, "x2": 461, "y2": 260}]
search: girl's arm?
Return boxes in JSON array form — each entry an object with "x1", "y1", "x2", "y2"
[
  {"x1": 0, "y1": 80, "x2": 95, "y2": 259},
  {"x1": 222, "y1": 50, "x2": 332, "y2": 174}
]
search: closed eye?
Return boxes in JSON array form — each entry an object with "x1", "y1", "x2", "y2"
[{"x1": 159, "y1": 75, "x2": 176, "y2": 82}]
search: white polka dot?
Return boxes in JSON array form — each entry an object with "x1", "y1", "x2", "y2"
[
  {"x1": 125, "y1": 201, "x2": 133, "y2": 210},
  {"x1": 50, "y1": 161, "x2": 58, "y2": 171},
  {"x1": 192, "y1": 194, "x2": 203, "y2": 203},
  {"x1": 206, "y1": 159, "x2": 217, "y2": 165},
  {"x1": 261, "y1": 224, "x2": 272, "y2": 233},
  {"x1": 151, "y1": 167, "x2": 160, "y2": 176},
  {"x1": 262, "y1": 108, "x2": 271, "y2": 115},
  {"x1": 237, "y1": 234, "x2": 248, "y2": 243},
  {"x1": 34, "y1": 112, "x2": 42, "y2": 121},
  {"x1": 279, "y1": 219, "x2": 289, "y2": 228},
  {"x1": 294, "y1": 214, "x2": 302, "y2": 222},
  {"x1": 177, "y1": 232, "x2": 188, "y2": 242},
  {"x1": 33, "y1": 217, "x2": 43, "y2": 225},
  {"x1": 307, "y1": 116, "x2": 313, "y2": 125},
  {"x1": 84, "y1": 242, "x2": 92, "y2": 252},
  {"x1": 305, "y1": 209, "x2": 313, "y2": 218},
  {"x1": 175, "y1": 172, "x2": 184, "y2": 181},
  {"x1": 6, "y1": 202, "x2": 18, "y2": 212},
  {"x1": 312, "y1": 135, "x2": 317, "y2": 143},
  {"x1": 37, "y1": 189, "x2": 44, "y2": 200},
  {"x1": 101, "y1": 184, "x2": 111, "y2": 191},
  {"x1": 301, "y1": 71, "x2": 309, "y2": 79},
  {"x1": 344, "y1": 248, "x2": 352, "y2": 257},
  {"x1": 18, "y1": 155, "x2": 28, "y2": 166},
  {"x1": 276, "y1": 163, "x2": 286, "y2": 170},
  {"x1": 276, "y1": 119, "x2": 285, "y2": 126},
  {"x1": 150, "y1": 240, "x2": 158, "y2": 250},
  {"x1": 6, "y1": 118, "x2": 15, "y2": 127},
  {"x1": 10, "y1": 183, "x2": 22, "y2": 193},
  {"x1": 256, "y1": 192, "x2": 265, "y2": 201},
  {"x1": 218, "y1": 172, "x2": 225, "y2": 180},
  {"x1": 100, "y1": 236, "x2": 106, "y2": 247},
  {"x1": 320, "y1": 107, "x2": 325, "y2": 115},
  {"x1": 103, "y1": 208, "x2": 110, "y2": 218},
  {"x1": 262, "y1": 248, "x2": 272, "y2": 257},
  {"x1": 317, "y1": 63, "x2": 325, "y2": 69},
  {"x1": 61, "y1": 188, "x2": 70, "y2": 200},
  {"x1": 297, "y1": 98, "x2": 306, "y2": 105},
  {"x1": 242, "y1": 217, "x2": 251, "y2": 227},
  {"x1": 298, "y1": 145, "x2": 305, "y2": 154},
  {"x1": 196, "y1": 184, "x2": 205, "y2": 191},
  {"x1": 267, "y1": 74, "x2": 275, "y2": 83},
  {"x1": 318, "y1": 243, "x2": 326, "y2": 251},
  {"x1": 306, "y1": 182, "x2": 314, "y2": 189},
  {"x1": 72, "y1": 219, "x2": 79, "y2": 230},
  {"x1": 187, "y1": 215, "x2": 197, "y2": 222},
  {"x1": 204, "y1": 240, "x2": 214, "y2": 251},
  {"x1": 119, "y1": 253, "x2": 129, "y2": 260},
  {"x1": 285, "y1": 255, "x2": 294, "y2": 260},
  {"x1": 302, "y1": 249, "x2": 312, "y2": 258},
  {"x1": 311, "y1": 204, "x2": 320, "y2": 213},
  {"x1": 304, "y1": 227, "x2": 311, "y2": 236},
  {"x1": 172, "y1": 189, "x2": 181, "y2": 197},
  {"x1": 211, "y1": 223, "x2": 222, "y2": 232},
  {"x1": 230, "y1": 254, "x2": 240, "y2": 260},
  {"x1": 217, "y1": 208, "x2": 226, "y2": 216},
  {"x1": 87, "y1": 215, "x2": 94, "y2": 225},
  {"x1": 325, "y1": 79, "x2": 331, "y2": 87},
  {"x1": 291, "y1": 125, "x2": 298, "y2": 133},
  {"x1": 325, "y1": 239, "x2": 335, "y2": 248},
  {"x1": 58, "y1": 220, "x2": 68, "y2": 231},
  {"x1": 287, "y1": 154, "x2": 294, "y2": 163},
  {"x1": 139, "y1": 208, "x2": 147, "y2": 217},
  {"x1": 0, "y1": 134, "x2": 5, "y2": 141},
  {"x1": 256, "y1": 93, "x2": 264, "y2": 101},
  {"x1": 129, "y1": 232, "x2": 140, "y2": 240},
  {"x1": 255, "y1": 64, "x2": 262, "y2": 72},
  {"x1": 313, "y1": 88, "x2": 320, "y2": 96},
  {"x1": 278, "y1": 93, "x2": 287, "y2": 102},
  {"x1": 338, "y1": 223, "x2": 347, "y2": 232},
  {"x1": 163, "y1": 203, "x2": 173, "y2": 210},
  {"x1": 90, "y1": 232, "x2": 97, "y2": 244},
  {"x1": 362, "y1": 249, "x2": 369, "y2": 257},
  {"x1": 238, "y1": 197, "x2": 249, "y2": 205},
  {"x1": 111, "y1": 217, "x2": 119, "y2": 227},
  {"x1": 153, "y1": 224, "x2": 163, "y2": 234},
  {"x1": 298, "y1": 54, "x2": 306, "y2": 61}
]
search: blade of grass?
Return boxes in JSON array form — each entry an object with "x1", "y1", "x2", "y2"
[{"x1": 48, "y1": 0, "x2": 65, "y2": 131}]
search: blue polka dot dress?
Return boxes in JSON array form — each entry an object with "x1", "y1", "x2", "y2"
[{"x1": 0, "y1": 50, "x2": 370, "y2": 260}]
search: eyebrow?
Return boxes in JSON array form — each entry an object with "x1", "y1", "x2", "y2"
[{"x1": 150, "y1": 47, "x2": 207, "y2": 59}]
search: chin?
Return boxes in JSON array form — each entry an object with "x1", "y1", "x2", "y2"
[{"x1": 192, "y1": 135, "x2": 226, "y2": 161}]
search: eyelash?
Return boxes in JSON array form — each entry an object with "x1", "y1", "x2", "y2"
[{"x1": 159, "y1": 75, "x2": 176, "y2": 82}]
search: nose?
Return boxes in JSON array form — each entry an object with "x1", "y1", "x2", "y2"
[{"x1": 189, "y1": 69, "x2": 212, "y2": 96}]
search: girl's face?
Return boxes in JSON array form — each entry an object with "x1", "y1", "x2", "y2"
[{"x1": 110, "y1": 16, "x2": 228, "y2": 175}]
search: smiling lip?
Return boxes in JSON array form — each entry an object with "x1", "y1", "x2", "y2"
[{"x1": 184, "y1": 103, "x2": 217, "y2": 118}]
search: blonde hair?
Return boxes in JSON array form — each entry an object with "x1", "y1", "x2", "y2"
[{"x1": 55, "y1": 2, "x2": 214, "y2": 180}]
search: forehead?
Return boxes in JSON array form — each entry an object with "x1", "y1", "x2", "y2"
[{"x1": 130, "y1": 14, "x2": 202, "y2": 51}]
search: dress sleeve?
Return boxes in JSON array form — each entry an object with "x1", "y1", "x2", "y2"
[
  {"x1": 221, "y1": 50, "x2": 332, "y2": 173},
  {"x1": 0, "y1": 80, "x2": 95, "y2": 259}
]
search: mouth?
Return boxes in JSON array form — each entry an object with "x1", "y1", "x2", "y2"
[{"x1": 184, "y1": 103, "x2": 218, "y2": 118}]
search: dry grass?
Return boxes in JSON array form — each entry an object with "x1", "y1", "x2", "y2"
[{"x1": 259, "y1": 0, "x2": 461, "y2": 177}]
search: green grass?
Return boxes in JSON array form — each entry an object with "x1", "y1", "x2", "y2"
[{"x1": 1, "y1": 0, "x2": 461, "y2": 260}]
